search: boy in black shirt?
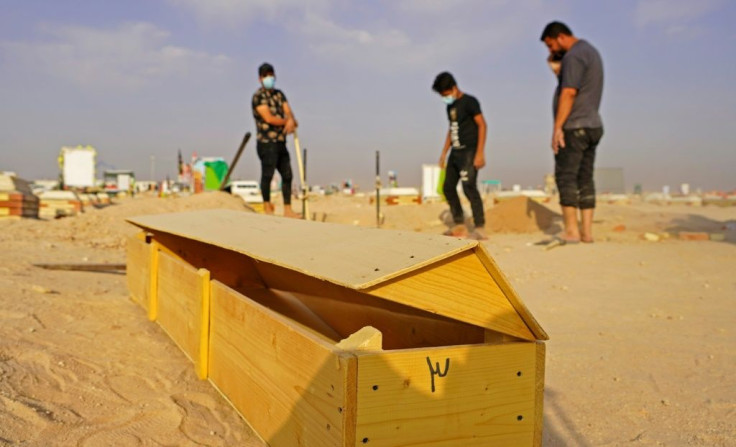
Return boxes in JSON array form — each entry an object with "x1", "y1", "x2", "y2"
[{"x1": 432, "y1": 72, "x2": 488, "y2": 240}]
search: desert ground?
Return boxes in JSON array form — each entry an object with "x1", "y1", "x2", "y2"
[{"x1": 0, "y1": 192, "x2": 734, "y2": 446}]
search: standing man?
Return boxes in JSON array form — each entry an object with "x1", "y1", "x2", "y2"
[
  {"x1": 541, "y1": 21, "x2": 604, "y2": 243},
  {"x1": 432, "y1": 72, "x2": 488, "y2": 240},
  {"x1": 252, "y1": 62, "x2": 300, "y2": 217}
]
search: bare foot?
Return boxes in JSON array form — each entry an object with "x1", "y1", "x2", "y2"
[
  {"x1": 283, "y1": 207, "x2": 302, "y2": 219},
  {"x1": 264, "y1": 202, "x2": 275, "y2": 215},
  {"x1": 443, "y1": 224, "x2": 468, "y2": 238},
  {"x1": 468, "y1": 227, "x2": 488, "y2": 241}
]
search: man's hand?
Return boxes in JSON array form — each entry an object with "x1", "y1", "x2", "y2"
[
  {"x1": 551, "y1": 128, "x2": 566, "y2": 154},
  {"x1": 547, "y1": 54, "x2": 562, "y2": 76},
  {"x1": 552, "y1": 88, "x2": 576, "y2": 154},
  {"x1": 473, "y1": 154, "x2": 485, "y2": 169},
  {"x1": 438, "y1": 155, "x2": 446, "y2": 169},
  {"x1": 284, "y1": 118, "x2": 297, "y2": 134}
]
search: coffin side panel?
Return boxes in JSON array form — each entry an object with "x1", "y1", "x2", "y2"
[
  {"x1": 208, "y1": 281, "x2": 354, "y2": 446},
  {"x1": 126, "y1": 234, "x2": 150, "y2": 311},
  {"x1": 355, "y1": 343, "x2": 538, "y2": 446},
  {"x1": 156, "y1": 251, "x2": 206, "y2": 369}
]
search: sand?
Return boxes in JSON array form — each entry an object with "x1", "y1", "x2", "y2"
[
  {"x1": 0, "y1": 192, "x2": 734, "y2": 446},
  {"x1": 485, "y1": 196, "x2": 559, "y2": 233}
]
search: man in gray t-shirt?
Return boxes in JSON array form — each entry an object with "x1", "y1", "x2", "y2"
[{"x1": 541, "y1": 21, "x2": 604, "y2": 244}]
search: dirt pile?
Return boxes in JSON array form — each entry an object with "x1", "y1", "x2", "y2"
[
  {"x1": 0, "y1": 191, "x2": 251, "y2": 250},
  {"x1": 485, "y1": 196, "x2": 559, "y2": 233}
]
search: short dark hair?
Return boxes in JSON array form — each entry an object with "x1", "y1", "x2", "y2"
[
  {"x1": 258, "y1": 63, "x2": 274, "y2": 77},
  {"x1": 432, "y1": 72, "x2": 456, "y2": 93},
  {"x1": 540, "y1": 21, "x2": 573, "y2": 41}
]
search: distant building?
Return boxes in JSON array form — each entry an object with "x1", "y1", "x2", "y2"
[{"x1": 103, "y1": 170, "x2": 135, "y2": 193}]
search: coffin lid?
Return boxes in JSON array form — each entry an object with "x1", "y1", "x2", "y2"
[{"x1": 127, "y1": 210, "x2": 547, "y2": 341}]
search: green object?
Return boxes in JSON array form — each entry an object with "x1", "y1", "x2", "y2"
[
  {"x1": 204, "y1": 160, "x2": 229, "y2": 190},
  {"x1": 437, "y1": 168, "x2": 446, "y2": 198}
]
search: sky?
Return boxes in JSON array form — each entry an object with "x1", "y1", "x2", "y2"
[{"x1": 1, "y1": 0, "x2": 735, "y2": 192}]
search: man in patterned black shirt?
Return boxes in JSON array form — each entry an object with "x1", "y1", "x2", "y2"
[{"x1": 252, "y1": 62, "x2": 300, "y2": 217}]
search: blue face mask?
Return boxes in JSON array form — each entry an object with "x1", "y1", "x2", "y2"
[
  {"x1": 442, "y1": 95, "x2": 455, "y2": 105},
  {"x1": 262, "y1": 76, "x2": 275, "y2": 90}
]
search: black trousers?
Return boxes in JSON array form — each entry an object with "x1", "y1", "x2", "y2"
[
  {"x1": 444, "y1": 149, "x2": 485, "y2": 228},
  {"x1": 555, "y1": 127, "x2": 603, "y2": 209},
  {"x1": 256, "y1": 142, "x2": 293, "y2": 205}
]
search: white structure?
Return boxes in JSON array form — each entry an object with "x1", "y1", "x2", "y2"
[
  {"x1": 376, "y1": 187, "x2": 420, "y2": 197},
  {"x1": 59, "y1": 146, "x2": 96, "y2": 188},
  {"x1": 422, "y1": 164, "x2": 442, "y2": 200},
  {"x1": 230, "y1": 180, "x2": 263, "y2": 203}
]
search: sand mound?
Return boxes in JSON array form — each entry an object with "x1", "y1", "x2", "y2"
[
  {"x1": 485, "y1": 196, "x2": 559, "y2": 233},
  {"x1": 1, "y1": 191, "x2": 251, "y2": 250}
]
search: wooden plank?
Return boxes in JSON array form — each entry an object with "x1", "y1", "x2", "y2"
[
  {"x1": 0, "y1": 201, "x2": 32, "y2": 209},
  {"x1": 255, "y1": 263, "x2": 485, "y2": 350},
  {"x1": 151, "y1": 231, "x2": 264, "y2": 290},
  {"x1": 198, "y1": 269, "x2": 211, "y2": 380},
  {"x1": 484, "y1": 330, "x2": 518, "y2": 345},
  {"x1": 34, "y1": 262, "x2": 126, "y2": 272},
  {"x1": 126, "y1": 235, "x2": 150, "y2": 310},
  {"x1": 208, "y1": 281, "x2": 356, "y2": 446},
  {"x1": 355, "y1": 342, "x2": 539, "y2": 446},
  {"x1": 127, "y1": 210, "x2": 476, "y2": 289},
  {"x1": 533, "y1": 342, "x2": 546, "y2": 447},
  {"x1": 285, "y1": 289, "x2": 486, "y2": 350},
  {"x1": 336, "y1": 326, "x2": 383, "y2": 352},
  {"x1": 343, "y1": 349, "x2": 358, "y2": 447},
  {"x1": 148, "y1": 240, "x2": 160, "y2": 321},
  {"x1": 156, "y1": 251, "x2": 205, "y2": 368},
  {"x1": 0, "y1": 207, "x2": 38, "y2": 217},
  {"x1": 236, "y1": 286, "x2": 343, "y2": 342},
  {"x1": 365, "y1": 251, "x2": 535, "y2": 341},
  {"x1": 476, "y1": 245, "x2": 548, "y2": 341}
]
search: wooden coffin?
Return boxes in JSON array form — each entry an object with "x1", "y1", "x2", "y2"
[{"x1": 126, "y1": 210, "x2": 547, "y2": 446}]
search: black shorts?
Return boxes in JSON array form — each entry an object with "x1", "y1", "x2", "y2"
[{"x1": 554, "y1": 127, "x2": 603, "y2": 209}]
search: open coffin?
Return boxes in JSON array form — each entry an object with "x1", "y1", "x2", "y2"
[{"x1": 126, "y1": 209, "x2": 548, "y2": 446}]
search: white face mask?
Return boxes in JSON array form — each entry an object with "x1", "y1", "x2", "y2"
[
  {"x1": 262, "y1": 76, "x2": 275, "y2": 89},
  {"x1": 442, "y1": 95, "x2": 455, "y2": 105}
]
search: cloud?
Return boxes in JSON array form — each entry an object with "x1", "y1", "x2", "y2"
[
  {"x1": 167, "y1": 0, "x2": 332, "y2": 25},
  {"x1": 299, "y1": 13, "x2": 419, "y2": 71},
  {"x1": 297, "y1": 1, "x2": 549, "y2": 73},
  {"x1": 167, "y1": 0, "x2": 551, "y2": 74},
  {"x1": 0, "y1": 22, "x2": 229, "y2": 90},
  {"x1": 394, "y1": 0, "x2": 506, "y2": 14},
  {"x1": 634, "y1": 0, "x2": 724, "y2": 34}
]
